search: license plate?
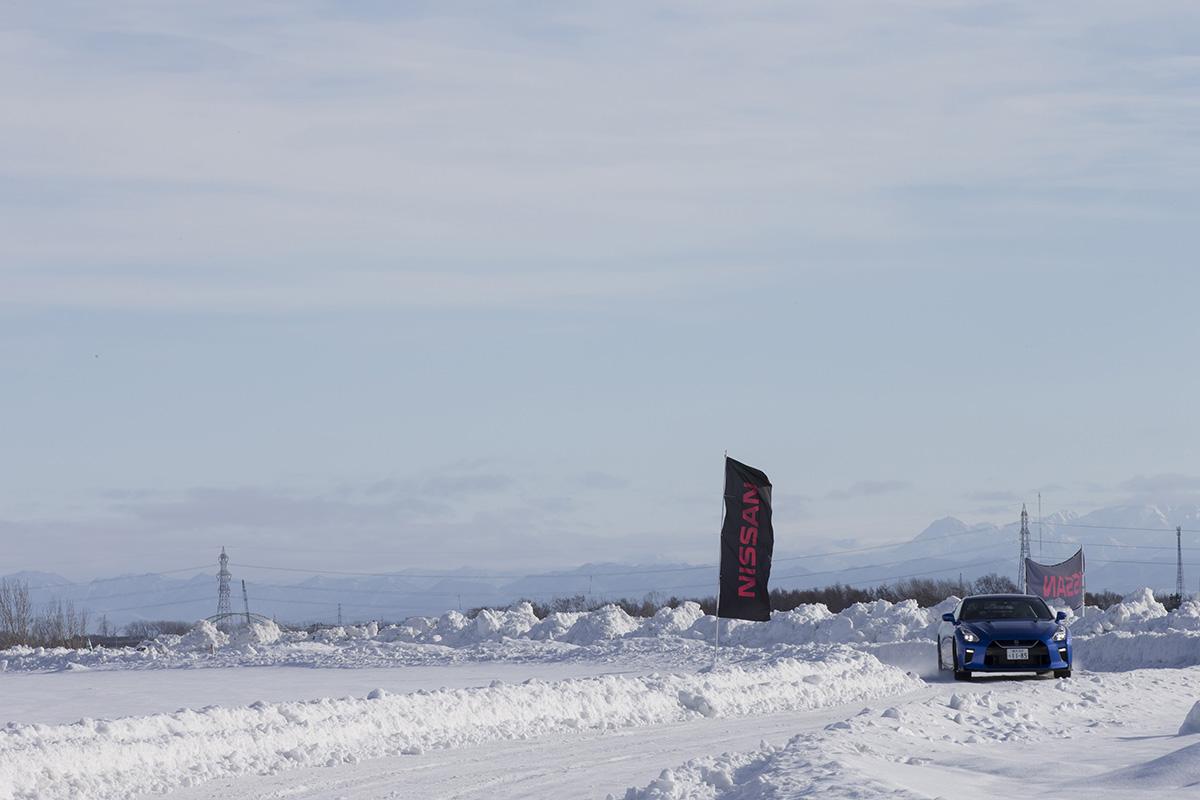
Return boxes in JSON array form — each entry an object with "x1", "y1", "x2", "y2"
[{"x1": 1006, "y1": 648, "x2": 1029, "y2": 660}]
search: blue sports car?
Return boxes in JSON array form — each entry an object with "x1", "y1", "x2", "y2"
[{"x1": 937, "y1": 593, "x2": 1072, "y2": 680}]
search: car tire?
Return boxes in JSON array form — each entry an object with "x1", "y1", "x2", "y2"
[
  {"x1": 1054, "y1": 668, "x2": 1072, "y2": 679},
  {"x1": 937, "y1": 639, "x2": 948, "y2": 671},
  {"x1": 952, "y1": 642, "x2": 971, "y2": 682}
]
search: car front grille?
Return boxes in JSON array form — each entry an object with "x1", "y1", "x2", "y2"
[
  {"x1": 993, "y1": 639, "x2": 1038, "y2": 648},
  {"x1": 984, "y1": 641, "x2": 1050, "y2": 667}
]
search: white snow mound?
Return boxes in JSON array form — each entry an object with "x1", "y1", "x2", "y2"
[
  {"x1": 1180, "y1": 701, "x2": 1200, "y2": 736},
  {"x1": 3, "y1": 590, "x2": 1199, "y2": 674},
  {"x1": 178, "y1": 620, "x2": 229, "y2": 652},
  {"x1": 0, "y1": 645, "x2": 919, "y2": 800}
]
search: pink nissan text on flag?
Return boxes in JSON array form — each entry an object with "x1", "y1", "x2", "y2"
[{"x1": 717, "y1": 457, "x2": 774, "y2": 621}]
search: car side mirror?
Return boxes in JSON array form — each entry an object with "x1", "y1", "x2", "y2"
[
  {"x1": 1056, "y1": 611, "x2": 1067, "y2": 622},
  {"x1": 942, "y1": 612, "x2": 955, "y2": 623}
]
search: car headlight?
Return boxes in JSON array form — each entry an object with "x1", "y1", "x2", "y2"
[
  {"x1": 1052, "y1": 627, "x2": 1068, "y2": 642},
  {"x1": 960, "y1": 628, "x2": 980, "y2": 643}
]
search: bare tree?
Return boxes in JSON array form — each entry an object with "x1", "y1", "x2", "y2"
[
  {"x1": 69, "y1": 603, "x2": 89, "y2": 641},
  {"x1": 972, "y1": 573, "x2": 1019, "y2": 594},
  {"x1": 123, "y1": 620, "x2": 190, "y2": 639},
  {"x1": 0, "y1": 580, "x2": 34, "y2": 646},
  {"x1": 34, "y1": 599, "x2": 67, "y2": 646}
]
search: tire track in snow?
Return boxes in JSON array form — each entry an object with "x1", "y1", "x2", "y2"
[{"x1": 0, "y1": 647, "x2": 920, "y2": 800}]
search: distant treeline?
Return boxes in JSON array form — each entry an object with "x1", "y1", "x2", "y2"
[
  {"x1": 518, "y1": 573, "x2": 1018, "y2": 617},
  {"x1": 0, "y1": 580, "x2": 93, "y2": 648},
  {"x1": 0, "y1": 576, "x2": 1183, "y2": 647},
  {"x1": 516, "y1": 575, "x2": 1165, "y2": 618}
]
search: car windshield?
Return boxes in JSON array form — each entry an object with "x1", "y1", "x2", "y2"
[{"x1": 960, "y1": 597, "x2": 1052, "y2": 621}]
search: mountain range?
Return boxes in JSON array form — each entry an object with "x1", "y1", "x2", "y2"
[{"x1": 4, "y1": 504, "x2": 1197, "y2": 629}]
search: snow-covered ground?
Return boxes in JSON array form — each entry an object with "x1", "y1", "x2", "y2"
[
  {"x1": 1, "y1": 589, "x2": 1198, "y2": 799},
  {"x1": 624, "y1": 669, "x2": 1200, "y2": 799},
  {"x1": 5, "y1": 588, "x2": 1198, "y2": 676}
]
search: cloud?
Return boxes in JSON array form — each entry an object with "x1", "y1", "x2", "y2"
[
  {"x1": 1119, "y1": 473, "x2": 1200, "y2": 500},
  {"x1": 574, "y1": 471, "x2": 629, "y2": 491},
  {"x1": 77, "y1": 31, "x2": 254, "y2": 74},
  {"x1": 423, "y1": 473, "x2": 513, "y2": 496},
  {"x1": 103, "y1": 468, "x2": 519, "y2": 532},
  {"x1": 962, "y1": 490, "x2": 1020, "y2": 503},
  {"x1": 826, "y1": 480, "x2": 912, "y2": 501},
  {"x1": 0, "y1": 472, "x2": 592, "y2": 575},
  {"x1": 3, "y1": 3, "x2": 1196, "y2": 311},
  {"x1": 972, "y1": 504, "x2": 1025, "y2": 517},
  {"x1": 109, "y1": 485, "x2": 449, "y2": 529},
  {"x1": 770, "y1": 492, "x2": 812, "y2": 518},
  {"x1": 0, "y1": 265, "x2": 755, "y2": 312}
]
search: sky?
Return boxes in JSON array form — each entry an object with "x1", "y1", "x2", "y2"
[{"x1": 3, "y1": 1, "x2": 1200, "y2": 579}]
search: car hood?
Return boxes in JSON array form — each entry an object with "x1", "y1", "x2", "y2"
[{"x1": 963, "y1": 619, "x2": 1059, "y2": 639}]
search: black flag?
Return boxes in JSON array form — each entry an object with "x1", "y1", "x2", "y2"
[
  {"x1": 717, "y1": 457, "x2": 774, "y2": 621},
  {"x1": 1025, "y1": 548, "x2": 1085, "y2": 611}
]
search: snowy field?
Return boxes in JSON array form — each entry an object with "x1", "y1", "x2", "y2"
[{"x1": 2, "y1": 590, "x2": 1199, "y2": 799}]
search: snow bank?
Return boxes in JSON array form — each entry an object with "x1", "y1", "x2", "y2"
[
  {"x1": 1074, "y1": 630, "x2": 1200, "y2": 671},
  {"x1": 1179, "y1": 701, "x2": 1200, "y2": 735},
  {"x1": 1070, "y1": 588, "x2": 1169, "y2": 635},
  {"x1": 229, "y1": 619, "x2": 282, "y2": 647},
  {"x1": 623, "y1": 669, "x2": 1200, "y2": 799},
  {"x1": 371, "y1": 598, "x2": 956, "y2": 649},
  {"x1": 0, "y1": 646, "x2": 920, "y2": 800},
  {"x1": 718, "y1": 596, "x2": 958, "y2": 647},
  {"x1": 527, "y1": 611, "x2": 583, "y2": 641},
  {"x1": 3, "y1": 590, "x2": 1197, "y2": 674},
  {"x1": 178, "y1": 620, "x2": 228, "y2": 652},
  {"x1": 634, "y1": 603, "x2": 706, "y2": 637},
  {"x1": 1090, "y1": 740, "x2": 1200, "y2": 791},
  {"x1": 560, "y1": 604, "x2": 642, "y2": 643}
]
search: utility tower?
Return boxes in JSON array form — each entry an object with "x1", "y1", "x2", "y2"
[
  {"x1": 217, "y1": 547, "x2": 232, "y2": 616},
  {"x1": 1018, "y1": 505, "x2": 1032, "y2": 593},
  {"x1": 1177, "y1": 526, "x2": 1185, "y2": 600},
  {"x1": 241, "y1": 579, "x2": 251, "y2": 624}
]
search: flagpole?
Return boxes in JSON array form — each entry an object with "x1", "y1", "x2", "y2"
[
  {"x1": 713, "y1": 450, "x2": 727, "y2": 670},
  {"x1": 1081, "y1": 548, "x2": 1086, "y2": 619}
]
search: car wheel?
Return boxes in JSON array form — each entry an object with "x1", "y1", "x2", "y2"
[
  {"x1": 937, "y1": 639, "x2": 948, "y2": 671},
  {"x1": 952, "y1": 641, "x2": 971, "y2": 681},
  {"x1": 1054, "y1": 668, "x2": 1072, "y2": 679}
]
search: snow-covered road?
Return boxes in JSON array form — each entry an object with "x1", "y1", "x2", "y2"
[
  {"x1": 4, "y1": 592, "x2": 1200, "y2": 799},
  {"x1": 158, "y1": 670, "x2": 1200, "y2": 800},
  {"x1": 624, "y1": 669, "x2": 1200, "y2": 799},
  {"x1": 1, "y1": 646, "x2": 921, "y2": 799},
  {"x1": 161, "y1": 699, "x2": 910, "y2": 800},
  {"x1": 0, "y1": 662, "x2": 643, "y2": 726}
]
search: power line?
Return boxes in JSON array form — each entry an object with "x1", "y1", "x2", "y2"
[
  {"x1": 217, "y1": 558, "x2": 1018, "y2": 611},
  {"x1": 17, "y1": 519, "x2": 1200, "y2": 618},
  {"x1": 1037, "y1": 538, "x2": 1199, "y2": 552},
  {"x1": 20, "y1": 519, "x2": 1179, "y2": 592},
  {"x1": 77, "y1": 552, "x2": 1016, "y2": 614},
  {"x1": 95, "y1": 595, "x2": 215, "y2": 614},
  {"x1": 1046, "y1": 521, "x2": 1200, "y2": 535},
  {"x1": 231, "y1": 527, "x2": 1010, "y2": 582},
  {"x1": 15, "y1": 539, "x2": 1018, "y2": 611},
  {"x1": 230, "y1": 539, "x2": 1012, "y2": 599},
  {"x1": 79, "y1": 550, "x2": 1194, "y2": 617},
  {"x1": 11, "y1": 565, "x2": 213, "y2": 593},
  {"x1": 1089, "y1": 558, "x2": 1200, "y2": 567}
]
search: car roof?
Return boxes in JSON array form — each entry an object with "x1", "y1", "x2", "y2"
[{"x1": 962, "y1": 593, "x2": 1041, "y2": 600}]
